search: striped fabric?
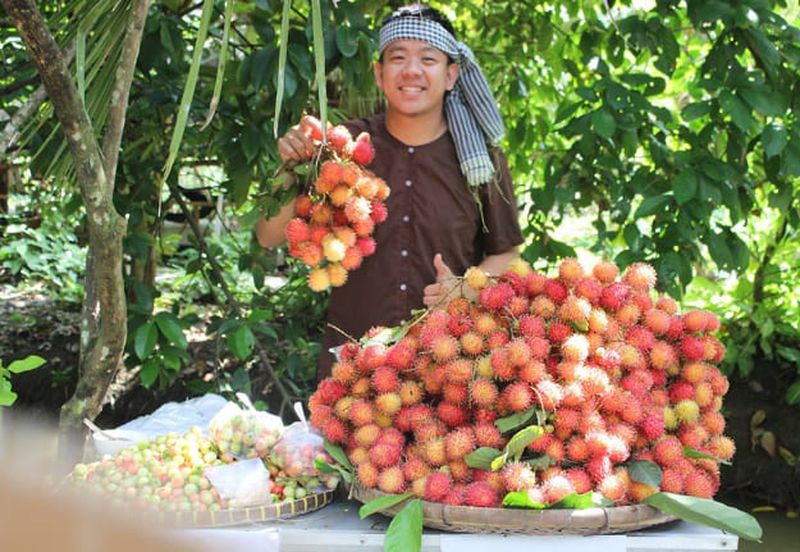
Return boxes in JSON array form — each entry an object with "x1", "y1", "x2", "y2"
[{"x1": 379, "y1": 17, "x2": 505, "y2": 188}]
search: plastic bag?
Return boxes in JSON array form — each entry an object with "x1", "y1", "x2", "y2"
[
  {"x1": 204, "y1": 458, "x2": 272, "y2": 508},
  {"x1": 208, "y1": 394, "x2": 284, "y2": 462},
  {"x1": 268, "y1": 403, "x2": 335, "y2": 492}
]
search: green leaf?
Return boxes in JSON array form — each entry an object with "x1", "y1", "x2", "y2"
[
  {"x1": 646, "y1": 493, "x2": 763, "y2": 541},
  {"x1": 155, "y1": 313, "x2": 187, "y2": 349},
  {"x1": 199, "y1": 0, "x2": 234, "y2": 131},
  {"x1": 134, "y1": 322, "x2": 158, "y2": 360},
  {"x1": 495, "y1": 406, "x2": 536, "y2": 433},
  {"x1": 682, "y1": 101, "x2": 712, "y2": 121},
  {"x1": 673, "y1": 169, "x2": 698, "y2": 205},
  {"x1": 273, "y1": 0, "x2": 292, "y2": 138},
  {"x1": 161, "y1": 0, "x2": 216, "y2": 183},
  {"x1": 311, "y1": 0, "x2": 327, "y2": 141},
  {"x1": 718, "y1": 90, "x2": 754, "y2": 133},
  {"x1": 503, "y1": 490, "x2": 546, "y2": 509},
  {"x1": 628, "y1": 460, "x2": 663, "y2": 487},
  {"x1": 491, "y1": 451, "x2": 510, "y2": 472},
  {"x1": 762, "y1": 124, "x2": 788, "y2": 158},
  {"x1": 634, "y1": 194, "x2": 671, "y2": 219},
  {"x1": 465, "y1": 447, "x2": 503, "y2": 470},
  {"x1": 139, "y1": 359, "x2": 159, "y2": 388},
  {"x1": 324, "y1": 440, "x2": 353, "y2": 471},
  {"x1": 740, "y1": 86, "x2": 784, "y2": 118},
  {"x1": 551, "y1": 492, "x2": 613, "y2": 509},
  {"x1": 683, "y1": 445, "x2": 731, "y2": 466},
  {"x1": 505, "y1": 426, "x2": 543, "y2": 460},
  {"x1": 785, "y1": 380, "x2": 800, "y2": 406},
  {"x1": 7, "y1": 355, "x2": 46, "y2": 374},
  {"x1": 335, "y1": 25, "x2": 359, "y2": 57},
  {"x1": 358, "y1": 492, "x2": 413, "y2": 519},
  {"x1": 591, "y1": 108, "x2": 616, "y2": 139},
  {"x1": 384, "y1": 499, "x2": 423, "y2": 552},
  {"x1": 228, "y1": 325, "x2": 256, "y2": 360},
  {"x1": 0, "y1": 380, "x2": 18, "y2": 407}
]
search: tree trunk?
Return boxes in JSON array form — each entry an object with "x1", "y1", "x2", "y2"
[{"x1": 1, "y1": 0, "x2": 150, "y2": 469}]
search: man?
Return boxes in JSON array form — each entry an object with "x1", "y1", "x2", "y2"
[{"x1": 256, "y1": 4, "x2": 523, "y2": 378}]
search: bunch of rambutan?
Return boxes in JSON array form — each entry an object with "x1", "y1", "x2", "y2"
[
  {"x1": 284, "y1": 117, "x2": 390, "y2": 292},
  {"x1": 308, "y1": 257, "x2": 735, "y2": 509}
]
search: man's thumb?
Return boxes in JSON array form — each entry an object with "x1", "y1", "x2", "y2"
[{"x1": 433, "y1": 253, "x2": 454, "y2": 281}]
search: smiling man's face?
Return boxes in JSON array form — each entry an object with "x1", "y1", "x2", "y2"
[{"x1": 374, "y1": 39, "x2": 459, "y2": 120}]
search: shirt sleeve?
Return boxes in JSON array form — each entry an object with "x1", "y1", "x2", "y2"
[{"x1": 478, "y1": 149, "x2": 524, "y2": 255}]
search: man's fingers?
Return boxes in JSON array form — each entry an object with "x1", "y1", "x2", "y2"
[{"x1": 433, "y1": 253, "x2": 454, "y2": 281}]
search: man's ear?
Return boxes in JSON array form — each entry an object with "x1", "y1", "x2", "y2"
[
  {"x1": 373, "y1": 60, "x2": 384, "y2": 91},
  {"x1": 446, "y1": 62, "x2": 459, "y2": 91}
]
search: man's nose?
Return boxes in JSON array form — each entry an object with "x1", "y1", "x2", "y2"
[{"x1": 400, "y1": 58, "x2": 424, "y2": 76}]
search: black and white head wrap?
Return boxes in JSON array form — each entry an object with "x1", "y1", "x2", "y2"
[{"x1": 379, "y1": 10, "x2": 505, "y2": 188}]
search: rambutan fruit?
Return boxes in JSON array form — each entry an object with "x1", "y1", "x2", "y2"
[
  {"x1": 374, "y1": 392, "x2": 402, "y2": 417},
  {"x1": 547, "y1": 322, "x2": 573, "y2": 344},
  {"x1": 503, "y1": 382, "x2": 534, "y2": 412},
  {"x1": 624, "y1": 262, "x2": 657, "y2": 292},
  {"x1": 294, "y1": 194, "x2": 313, "y2": 217},
  {"x1": 470, "y1": 378, "x2": 499, "y2": 408},
  {"x1": 701, "y1": 411, "x2": 726, "y2": 436},
  {"x1": 430, "y1": 335, "x2": 460, "y2": 363},
  {"x1": 707, "y1": 435, "x2": 736, "y2": 461},
  {"x1": 525, "y1": 271, "x2": 548, "y2": 296},
  {"x1": 399, "y1": 381, "x2": 424, "y2": 406},
  {"x1": 558, "y1": 296, "x2": 592, "y2": 325},
  {"x1": 490, "y1": 348, "x2": 515, "y2": 381},
  {"x1": 653, "y1": 436, "x2": 684, "y2": 468},
  {"x1": 518, "y1": 359, "x2": 547, "y2": 384},
  {"x1": 502, "y1": 462, "x2": 538, "y2": 492},
  {"x1": 660, "y1": 468, "x2": 684, "y2": 494},
  {"x1": 601, "y1": 283, "x2": 630, "y2": 311},
  {"x1": 683, "y1": 468, "x2": 715, "y2": 499},
  {"x1": 563, "y1": 468, "x2": 592, "y2": 495},
  {"x1": 443, "y1": 382, "x2": 468, "y2": 405},
  {"x1": 331, "y1": 360, "x2": 357, "y2": 384},
  {"x1": 473, "y1": 422, "x2": 504, "y2": 448},
  {"x1": 650, "y1": 341, "x2": 679, "y2": 372},
  {"x1": 350, "y1": 376, "x2": 371, "y2": 398},
  {"x1": 351, "y1": 137, "x2": 375, "y2": 166},
  {"x1": 561, "y1": 334, "x2": 590, "y2": 362},
  {"x1": 464, "y1": 481, "x2": 500, "y2": 507},
  {"x1": 680, "y1": 336, "x2": 706, "y2": 361},
  {"x1": 473, "y1": 313, "x2": 498, "y2": 336},
  {"x1": 558, "y1": 257, "x2": 585, "y2": 284},
  {"x1": 682, "y1": 310, "x2": 709, "y2": 333},
  {"x1": 694, "y1": 382, "x2": 715, "y2": 408},
  {"x1": 615, "y1": 302, "x2": 642, "y2": 327},
  {"x1": 445, "y1": 358, "x2": 473, "y2": 385},
  {"x1": 317, "y1": 378, "x2": 347, "y2": 404},
  {"x1": 420, "y1": 437, "x2": 447, "y2": 466},
  {"x1": 402, "y1": 458, "x2": 431, "y2": 483},
  {"x1": 460, "y1": 331, "x2": 485, "y2": 356},
  {"x1": 629, "y1": 482, "x2": 658, "y2": 503},
  {"x1": 436, "y1": 402, "x2": 468, "y2": 427},
  {"x1": 639, "y1": 410, "x2": 665, "y2": 441},
  {"x1": 678, "y1": 423, "x2": 708, "y2": 449},
  {"x1": 575, "y1": 277, "x2": 604, "y2": 304},
  {"x1": 308, "y1": 267, "x2": 331, "y2": 292},
  {"x1": 358, "y1": 462, "x2": 380, "y2": 488},
  {"x1": 598, "y1": 474, "x2": 628, "y2": 502},
  {"x1": 448, "y1": 460, "x2": 472, "y2": 483},
  {"x1": 586, "y1": 455, "x2": 613, "y2": 483},
  {"x1": 674, "y1": 399, "x2": 700, "y2": 424},
  {"x1": 544, "y1": 279, "x2": 568, "y2": 304},
  {"x1": 593, "y1": 260, "x2": 619, "y2": 283},
  {"x1": 542, "y1": 475, "x2": 575, "y2": 504},
  {"x1": 531, "y1": 296, "x2": 557, "y2": 318},
  {"x1": 464, "y1": 266, "x2": 489, "y2": 291},
  {"x1": 424, "y1": 471, "x2": 453, "y2": 502},
  {"x1": 655, "y1": 295, "x2": 678, "y2": 315},
  {"x1": 445, "y1": 428, "x2": 476, "y2": 461},
  {"x1": 534, "y1": 380, "x2": 562, "y2": 411},
  {"x1": 526, "y1": 336, "x2": 551, "y2": 360},
  {"x1": 506, "y1": 339, "x2": 532, "y2": 367},
  {"x1": 377, "y1": 466, "x2": 406, "y2": 494},
  {"x1": 369, "y1": 442, "x2": 402, "y2": 468},
  {"x1": 478, "y1": 282, "x2": 515, "y2": 311}
]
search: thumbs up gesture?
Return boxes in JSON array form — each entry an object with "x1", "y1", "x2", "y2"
[{"x1": 423, "y1": 253, "x2": 458, "y2": 308}]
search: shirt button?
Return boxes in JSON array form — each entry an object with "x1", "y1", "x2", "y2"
[
  {"x1": 400, "y1": 283, "x2": 407, "y2": 291},
  {"x1": 405, "y1": 179, "x2": 413, "y2": 187},
  {"x1": 408, "y1": 147, "x2": 415, "y2": 154},
  {"x1": 402, "y1": 215, "x2": 410, "y2": 223},
  {"x1": 400, "y1": 319, "x2": 407, "y2": 325},
  {"x1": 401, "y1": 249, "x2": 408, "y2": 257}
]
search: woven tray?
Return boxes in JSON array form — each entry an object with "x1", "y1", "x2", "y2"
[
  {"x1": 353, "y1": 484, "x2": 677, "y2": 535},
  {"x1": 163, "y1": 489, "x2": 335, "y2": 528}
]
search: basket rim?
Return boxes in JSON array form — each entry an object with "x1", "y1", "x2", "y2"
[{"x1": 352, "y1": 483, "x2": 678, "y2": 535}]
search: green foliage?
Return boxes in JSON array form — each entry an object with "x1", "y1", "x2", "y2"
[
  {"x1": 646, "y1": 492, "x2": 763, "y2": 541},
  {"x1": 0, "y1": 217, "x2": 86, "y2": 303},
  {"x1": 0, "y1": 355, "x2": 46, "y2": 407}
]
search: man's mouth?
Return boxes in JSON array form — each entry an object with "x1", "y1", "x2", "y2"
[{"x1": 399, "y1": 86, "x2": 425, "y2": 92}]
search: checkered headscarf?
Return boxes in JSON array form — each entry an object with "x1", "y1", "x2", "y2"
[{"x1": 379, "y1": 15, "x2": 505, "y2": 188}]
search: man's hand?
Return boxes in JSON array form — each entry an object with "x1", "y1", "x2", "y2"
[
  {"x1": 277, "y1": 115, "x2": 318, "y2": 164},
  {"x1": 423, "y1": 253, "x2": 459, "y2": 308}
]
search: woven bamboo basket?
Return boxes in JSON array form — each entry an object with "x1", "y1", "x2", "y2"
[
  {"x1": 161, "y1": 489, "x2": 336, "y2": 528},
  {"x1": 353, "y1": 484, "x2": 677, "y2": 535}
]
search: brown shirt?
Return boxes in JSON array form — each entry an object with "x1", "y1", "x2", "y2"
[{"x1": 318, "y1": 114, "x2": 523, "y2": 377}]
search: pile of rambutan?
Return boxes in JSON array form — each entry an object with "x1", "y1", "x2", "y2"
[
  {"x1": 307, "y1": 257, "x2": 735, "y2": 509},
  {"x1": 284, "y1": 117, "x2": 390, "y2": 292}
]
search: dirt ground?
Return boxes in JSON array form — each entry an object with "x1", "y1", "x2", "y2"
[{"x1": 2, "y1": 285, "x2": 798, "y2": 511}]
